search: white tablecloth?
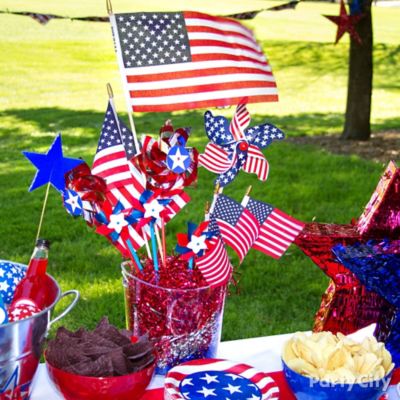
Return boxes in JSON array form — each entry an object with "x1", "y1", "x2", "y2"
[{"x1": 30, "y1": 328, "x2": 400, "y2": 399}]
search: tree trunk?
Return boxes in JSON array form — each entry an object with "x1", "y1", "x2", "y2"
[{"x1": 342, "y1": 0, "x2": 373, "y2": 141}]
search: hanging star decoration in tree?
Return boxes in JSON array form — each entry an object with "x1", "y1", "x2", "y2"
[
  {"x1": 23, "y1": 134, "x2": 84, "y2": 192},
  {"x1": 199, "y1": 103, "x2": 285, "y2": 187},
  {"x1": 295, "y1": 161, "x2": 400, "y2": 337},
  {"x1": 324, "y1": 0, "x2": 364, "y2": 44}
]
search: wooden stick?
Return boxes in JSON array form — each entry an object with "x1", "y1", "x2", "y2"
[
  {"x1": 241, "y1": 185, "x2": 253, "y2": 207},
  {"x1": 209, "y1": 183, "x2": 223, "y2": 215},
  {"x1": 36, "y1": 182, "x2": 51, "y2": 242},
  {"x1": 142, "y1": 227, "x2": 152, "y2": 259},
  {"x1": 106, "y1": 0, "x2": 113, "y2": 15}
]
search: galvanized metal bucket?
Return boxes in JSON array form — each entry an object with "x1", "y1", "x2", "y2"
[{"x1": 0, "y1": 261, "x2": 79, "y2": 399}]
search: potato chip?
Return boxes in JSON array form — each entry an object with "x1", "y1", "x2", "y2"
[{"x1": 283, "y1": 331, "x2": 394, "y2": 384}]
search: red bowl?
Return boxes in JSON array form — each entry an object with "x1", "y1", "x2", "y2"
[{"x1": 46, "y1": 358, "x2": 155, "y2": 400}]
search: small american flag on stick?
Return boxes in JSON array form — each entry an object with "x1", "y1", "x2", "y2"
[
  {"x1": 243, "y1": 196, "x2": 304, "y2": 259},
  {"x1": 110, "y1": 11, "x2": 278, "y2": 112},
  {"x1": 92, "y1": 101, "x2": 145, "y2": 207},
  {"x1": 195, "y1": 237, "x2": 232, "y2": 288},
  {"x1": 209, "y1": 194, "x2": 259, "y2": 262}
]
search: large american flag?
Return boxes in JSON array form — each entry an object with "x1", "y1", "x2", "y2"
[
  {"x1": 195, "y1": 237, "x2": 232, "y2": 288},
  {"x1": 110, "y1": 11, "x2": 278, "y2": 112},
  {"x1": 244, "y1": 196, "x2": 305, "y2": 259},
  {"x1": 92, "y1": 101, "x2": 145, "y2": 207},
  {"x1": 209, "y1": 194, "x2": 259, "y2": 262}
]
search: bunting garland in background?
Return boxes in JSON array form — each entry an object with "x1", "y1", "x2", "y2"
[
  {"x1": 0, "y1": 1, "x2": 299, "y2": 25},
  {"x1": 226, "y1": 0, "x2": 300, "y2": 19},
  {"x1": 0, "y1": 10, "x2": 108, "y2": 24}
]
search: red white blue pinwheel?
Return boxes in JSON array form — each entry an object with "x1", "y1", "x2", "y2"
[
  {"x1": 199, "y1": 104, "x2": 285, "y2": 187},
  {"x1": 175, "y1": 221, "x2": 214, "y2": 263}
]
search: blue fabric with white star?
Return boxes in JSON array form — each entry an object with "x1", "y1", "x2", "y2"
[
  {"x1": 179, "y1": 371, "x2": 261, "y2": 400},
  {"x1": 96, "y1": 102, "x2": 138, "y2": 160},
  {"x1": 23, "y1": 134, "x2": 84, "y2": 193},
  {"x1": 0, "y1": 261, "x2": 26, "y2": 304},
  {"x1": 63, "y1": 189, "x2": 83, "y2": 216},
  {"x1": 203, "y1": 111, "x2": 285, "y2": 186},
  {"x1": 167, "y1": 145, "x2": 191, "y2": 173}
]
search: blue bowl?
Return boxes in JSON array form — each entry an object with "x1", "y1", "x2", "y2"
[{"x1": 282, "y1": 359, "x2": 392, "y2": 400}]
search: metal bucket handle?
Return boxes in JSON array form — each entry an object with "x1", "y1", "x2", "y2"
[{"x1": 48, "y1": 290, "x2": 80, "y2": 330}]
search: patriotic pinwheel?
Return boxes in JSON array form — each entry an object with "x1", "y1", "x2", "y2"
[
  {"x1": 134, "y1": 122, "x2": 198, "y2": 194},
  {"x1": 63, "y1": 162, "x2": 107, "y2": 223},
  {"x1": 175, "y1": 221, "x2": 214, "y2": 261},
  {"x1": 199, "y1": 103, "x2": 285, "y2": 187}
]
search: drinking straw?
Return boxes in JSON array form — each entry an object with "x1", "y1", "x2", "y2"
[
  {"x1": 150, "y1": 222, "x2": 159, "y2": 272},
  {"x1": 188, "y1": 257, "x2": 194, "y2": 270},
  {"x1": 161, "y1": 216, "x2": 167, "y2": 268},
  {"x1": 126, "y1": 238, "x2": 143, "y2": 272},
  {"x1": 155, "y1": 228, "x2": 165, "y2": 266}
]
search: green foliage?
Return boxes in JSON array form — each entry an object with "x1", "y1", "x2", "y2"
[{"x1": 0, "y1": 1, "x2": 398, "y2": 339}]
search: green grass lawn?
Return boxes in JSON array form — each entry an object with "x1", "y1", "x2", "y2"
[{"x1": 0, "y1": 1, "x2": 399, "y2": 340}]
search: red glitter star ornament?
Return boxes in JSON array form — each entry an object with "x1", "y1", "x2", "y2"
[
  {"x1": 324, "y1": 0, "x2": 364, "y2": 44},
  {"x1": 295, "y1": 162, "x2": 400, "y2": 337}
]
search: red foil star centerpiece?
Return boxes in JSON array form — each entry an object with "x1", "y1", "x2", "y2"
[
  {"x1": 295, "y1": 161, "x2": 400, "y2": 337},
  {"x1": 324, "y1": 0, "x2": 364, "y2": 44}
]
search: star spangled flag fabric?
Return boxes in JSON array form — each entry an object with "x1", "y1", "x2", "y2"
[
  {"x1": 195, "y1": 237, "x2": 232, "y2": 288},
  {"x1": 229, "y1": 102, "x2": 251, "y2": 140},
  {"x1": 164, "y1": 359, "x2": 279, "y2": 400},
  {"x1": 92, "y1": 101, "x2": 145, "y2": 207},
  {"x1": 110, "y1": 11, "x2": 278, "y2": 112},
  {"x1": 243, "y1": 196, "x2": 305, "y2": 259},
  {"x1": 209, "y1": 194, "x2": 259, "y2": 262}
]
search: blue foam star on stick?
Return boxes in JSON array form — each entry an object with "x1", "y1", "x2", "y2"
[{"x1": 23, "y1": 134, "x2": 84, "y2": 193}]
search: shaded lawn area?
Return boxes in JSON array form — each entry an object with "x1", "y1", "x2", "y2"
[{"x1": 0, "y1": 1, "x2": 399, "y2": 339}]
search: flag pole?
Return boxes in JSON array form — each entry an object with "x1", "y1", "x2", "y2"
[
  {"x1": 209, "y1": 183, "x2": 222, "y2": 215},
  {"x1": 107, "y1": 0, "x2": 140, "y2": 152},
  {"x1": 204, "y1": 201, "x2": 210, "y2": 221},
  {"x1": 241, "y1": 185, "x2": 252, "y2": 207},
  {"x1": 35, "y1": 182, "x2": 51, "y2": 242}
]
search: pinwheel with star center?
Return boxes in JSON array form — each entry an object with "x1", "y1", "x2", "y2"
[
  {"x1": 134, "y1": 121, "x2": 198, "y2": 194},
  {"x1": 63, "y1": 162, "x2": 107, "y2": 223},
  {"x1": 95, "y1": 190, "x2": 172, "y2": 242},
  {"x1": 198, "y1": 103, "x2": 285, "y2": 187},
  {"x1": 175, "y1": 222, "x2": 214, "y2": 261}
]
